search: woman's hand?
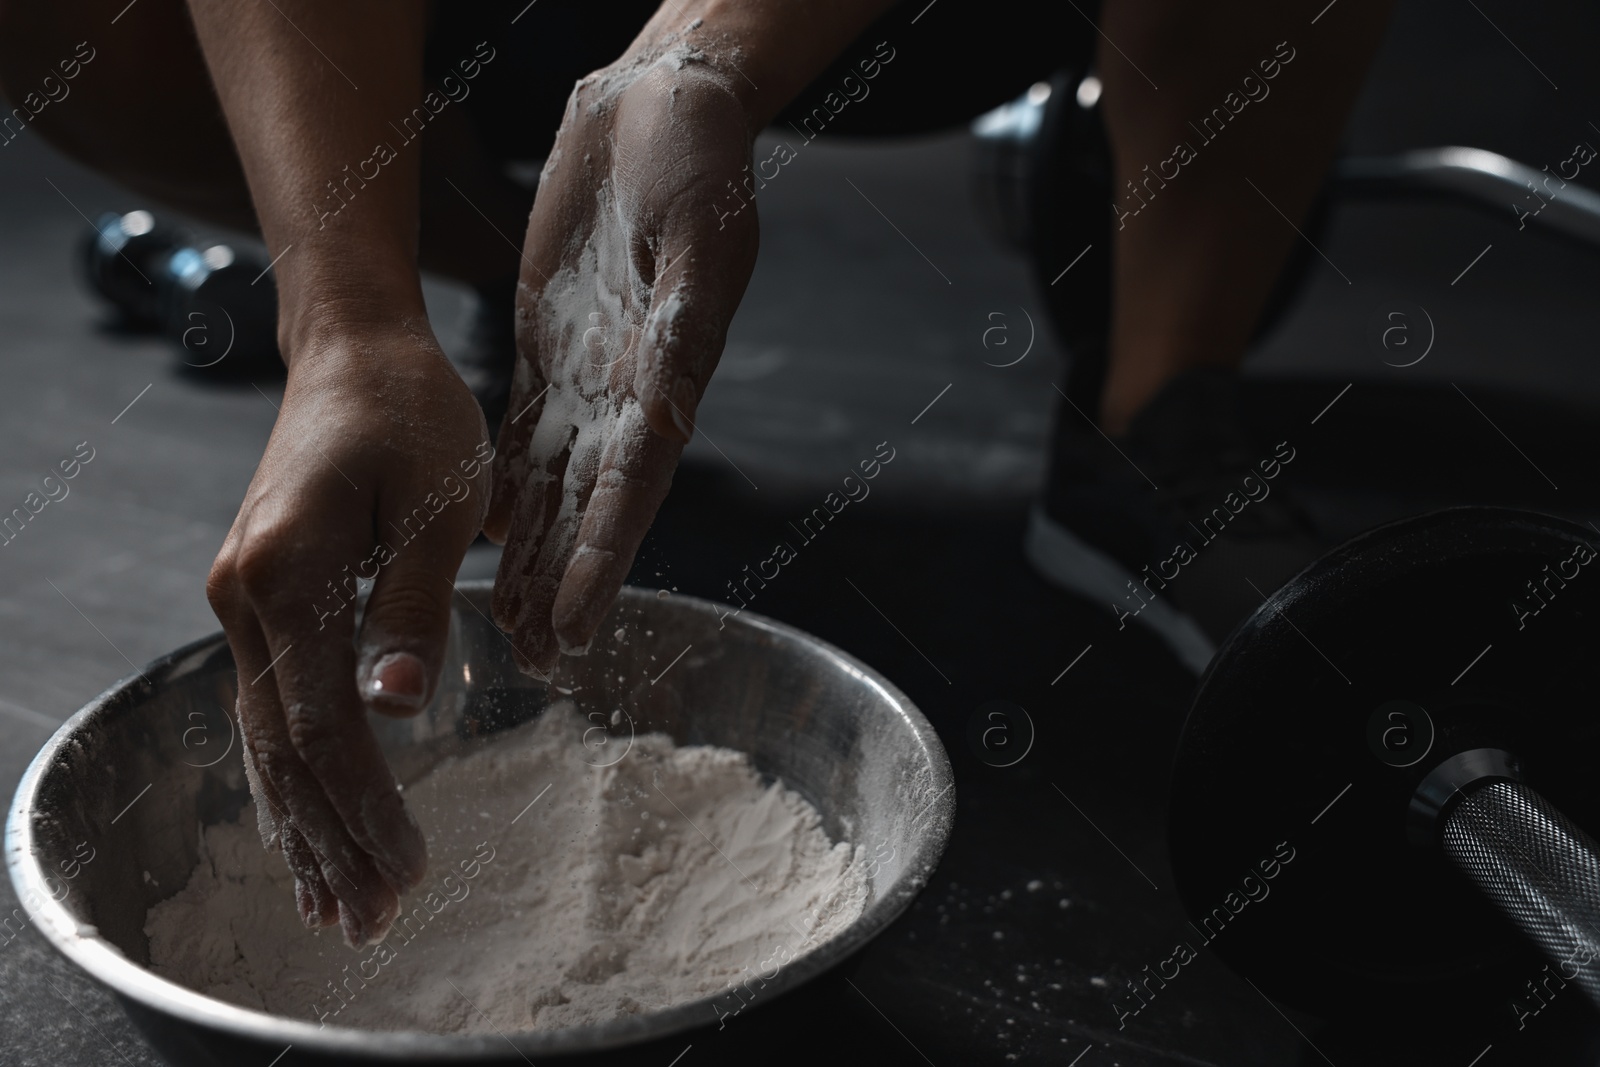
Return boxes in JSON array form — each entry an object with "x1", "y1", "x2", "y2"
[
  {"x1": 486, "y1": 43, "x2": 760, "y2": 673},
  {"x1": 206, "y1": 324, "x2": 491, "y2": 945},
  {"x1": 186, "y1": 0, "x2": 893, "y2": 936}
]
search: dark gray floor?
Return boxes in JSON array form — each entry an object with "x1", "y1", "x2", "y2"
[{"x1": 4, "y1": 0, "x2": 1600, "y2": 1063}]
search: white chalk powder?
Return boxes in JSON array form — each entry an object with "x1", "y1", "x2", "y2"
[{"x1": 145, "y1": 706, "x2": 868, "y2": 1033}]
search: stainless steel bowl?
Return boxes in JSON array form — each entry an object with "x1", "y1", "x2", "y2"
[{"x1": 6, "y1": 582, "x2": 954, "y2": 1064}]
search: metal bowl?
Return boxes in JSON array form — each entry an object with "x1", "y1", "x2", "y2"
[{"x1": 6, "y1": 582, "x2": 955, "y2": 1065}]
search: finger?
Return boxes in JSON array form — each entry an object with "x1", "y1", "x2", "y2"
[
  {"x1": 490, "y1": 408, "x2": 573, "y2": 673},
  {"x1": 632, "y1": 219, "x2": 755, "y2": 444},
  {"x1": 484, "y1": 354, "x2": 547, "y2": 545},
  {"x1": 552, "y1": 400, "x2": 684, "y2": 650},
  {"x1": 226, "y1": 602, "x2": 398, "y2": 943},
  {"x1": 356, "y1": 462, "x2": 490, "y2": 717},
  {"x1": 239, "y1": 543, "x2": 430, "y2": 912},
  {"x1": 235, "y1": 704, "x2": 336, "y2": 928},
  {"x1": 245, "y1": 739, "x2": 338, "y2": 929},
  {"x1": 233, "y1": 703, "x2": 282, "y2": 848},
  {"x1": 214, "y1": 547, "x2": 339, "y2": 929},
  {"x1": 493, "y1": 406, "x2": 608, "y2": 672},
  {"x1": 283, "y1": 824, "x2": 339, "y2": 929}
]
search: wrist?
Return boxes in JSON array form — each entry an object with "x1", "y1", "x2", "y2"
[
  {"x1": 275, "y1": 256, "x2": 431, "y2": 368},
  {"x1": 630, "y1": 0, "x2": 898, "y2": 131}
]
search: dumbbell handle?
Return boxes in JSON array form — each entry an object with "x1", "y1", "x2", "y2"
[{"x1": 1441, "y1": 779, "x2": 1600, "y2": 1007}]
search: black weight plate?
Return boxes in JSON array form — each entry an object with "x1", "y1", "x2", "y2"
[{"x1": 1169, "y1": 506, "x2": 1600, "y2": 1013}]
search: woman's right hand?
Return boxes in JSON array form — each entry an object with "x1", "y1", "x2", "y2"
[
  {"x1": 486, "y1": 35, "x2": 761, "y2": 674},
  {"x1": 484, "y1": 0, "x2": 904, "y2": 670}
]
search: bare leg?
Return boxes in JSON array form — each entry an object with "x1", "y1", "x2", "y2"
[
  {"x1": 1094, "y1": 0, "x2": 1394, "y2": 435},
  {"x1": 0, "y1": 0, "x2": 529, "y2": 284}
]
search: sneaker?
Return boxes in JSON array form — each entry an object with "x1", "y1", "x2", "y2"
[{"x1": 1026, "y1": 368, "x2": 1326, "y2": 670}]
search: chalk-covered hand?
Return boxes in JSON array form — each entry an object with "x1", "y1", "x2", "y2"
[
  {"x1": 486, "y1": 41, "x2": 759, "y2": 673},
  {"x1": 207, "y1": 327, "x2": 491, "y2": 945}
]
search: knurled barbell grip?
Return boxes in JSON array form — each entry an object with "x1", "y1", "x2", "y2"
[{"x1": 1440, "y1": 779, "x2": 1600, "y2": 1008}]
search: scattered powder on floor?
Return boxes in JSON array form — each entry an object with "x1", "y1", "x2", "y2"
[{"x1": 144, "y1": 706, "x2": 867, "y2": 1033}]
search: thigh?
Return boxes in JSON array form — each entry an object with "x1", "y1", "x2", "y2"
[{"x1": 0, "y1": 0, "x2": 253, "y2": 226}]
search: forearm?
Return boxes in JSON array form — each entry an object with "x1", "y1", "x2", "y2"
[
  {"x1": 184, "y1": 0, "x2": 431, "y2": 360},
  {"x1": 632, "y1": 0, "x2": 901, "y2": 130}
]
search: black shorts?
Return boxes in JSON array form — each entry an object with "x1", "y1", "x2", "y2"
[{"x1": 425, "y1": 0, "x2": 1097, "y2": 161}]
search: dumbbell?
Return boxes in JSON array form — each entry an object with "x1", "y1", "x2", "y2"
[
  {"x1": 1170, "y1": 506, "x2": 1600, "y2": 1014},
  {"x1": 79, "y1": 209, "x2": 280, "y2": 373},
  {"x1": 164, "y1": 241, "x2": 280, "y2": 372},
  {"x1": 81, "y1": 209, "x2": 515, "y2": 417},
  {"x1": 79, "y1": 209, "x2": 180, "y2": 327}
]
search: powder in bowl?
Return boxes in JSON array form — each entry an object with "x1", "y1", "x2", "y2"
[{"x1": 144, "y1": 705, "x2": 868, "y2": 1033}]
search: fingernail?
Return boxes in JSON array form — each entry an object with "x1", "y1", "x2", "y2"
[
  {"x1": 339, "y1": 903, "x2": 366, "y2": 948},
  {"x1": 343, "y1": 894, "x2": 399, "y2": 948},
  {"x1": 556, "y1": 631, "x2": 595, "y2": 656},
  {"x1": 510, "y1": 634, "x2": 557, "y2": 680},
  {"x1": 364, "y1": 651, "x2": 427, "y2": 708}
]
